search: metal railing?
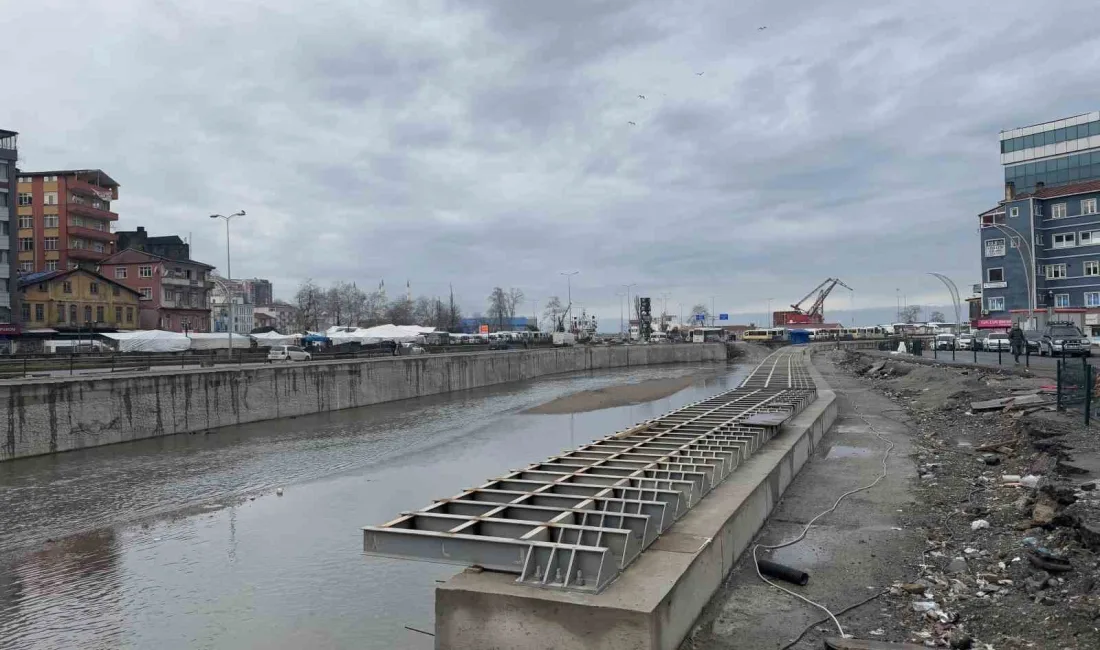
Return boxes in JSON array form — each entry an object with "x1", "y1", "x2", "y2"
[{"x1": 361, "y1": 348, "x2": 817, "y2": 593}]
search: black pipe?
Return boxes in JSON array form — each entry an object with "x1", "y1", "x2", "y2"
[{"x1": 757, "y1": 558, "x2": 809, "y2": 586}]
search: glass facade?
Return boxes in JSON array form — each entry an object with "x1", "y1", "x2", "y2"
[
  {"x1": 1001, "y1": 120, "x2": 1100, "y2": 153},
  {"x1": 1004, "y1": 151, "x2": 1100, "y2": 194}
]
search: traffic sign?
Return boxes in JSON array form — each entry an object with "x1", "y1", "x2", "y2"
[
  {"x1": 719, "y1": 313, "x2": 729, "y2": 321},
  {"x1": 695, "y1": 313, "x2": 706, "y2": 322}
]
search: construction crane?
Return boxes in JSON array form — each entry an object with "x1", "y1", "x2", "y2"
[{"x1": 775, "y1": 278, "x2": 854, "y2": 326}]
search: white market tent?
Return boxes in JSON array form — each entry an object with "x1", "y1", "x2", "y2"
[
  {"x1": 187, "y1": 333, "x2": 253, "y2": 350},
  {"x1": 249, "y1": 331, "x2": 301, "y2": 347},
  {"x1": 102, "y1": 330, "x2": 191, "y2": 353},
  {"x1": 325, "y1": 324, "x2": 436, "y2": 345}
]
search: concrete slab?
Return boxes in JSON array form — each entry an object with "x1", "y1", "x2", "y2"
[{"x1": 435, "y1": 365, "x2": 838, "y2": 649}]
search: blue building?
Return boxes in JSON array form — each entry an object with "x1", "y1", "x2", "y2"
[{"x1": 459, "y1": 316, "x2": 531, "y2": 333}]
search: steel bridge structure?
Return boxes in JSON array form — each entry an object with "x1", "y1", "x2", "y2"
[{"x1": 362, "y1": 348, "x2": 818, "y2": 593}]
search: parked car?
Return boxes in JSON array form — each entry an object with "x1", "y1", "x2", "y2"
[
  {"x1": 488, "y1": 340, "x2": 511, "y2": 350},
  {"x1": 973, "y1": 331, "x2": 992, "y2": 350},
  {"x1": 984, "y1": 332, "x2": 1010, "y2": 351},
  {"x1": 1039, "y1": 322, "x2": 1091, "y2": 356},
  {"x1": 956, "y1": 333, "x2": 975, "y2": 350},
  {"x1": 1023, "y1": 330, "x2": 1042, "y2": 355},
  {"x1": 935, "y1": 333, "x2": 957, "y2": 350},
  {"x1": 267, "y1": 345, "x2": 312, "y2": 362}
]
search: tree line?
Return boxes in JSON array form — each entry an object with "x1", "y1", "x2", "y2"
[{"x1": 293, "y1": 280, "x2": 463, "y2": 332}]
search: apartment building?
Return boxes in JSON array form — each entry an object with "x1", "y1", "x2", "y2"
[
  {"x1": 0, "y1": 129, "x2": 17, "y2": 335},
  {"x1": 98, "y1": 249, "x2": 214, "y2": 332},
  {"x1": 14, "y1": 169, "x2": 119, "y2": 273},
  {"x1": 17, "y1": 269, "x2": 140, "y2": 331}
]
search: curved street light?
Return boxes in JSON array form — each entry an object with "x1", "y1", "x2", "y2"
[
  {"x1": 210, "y1": 210, "x2": 246, "y2": 351},
  {"x1": 927, "y1": 272, "x2": 962, "y2": 332}
]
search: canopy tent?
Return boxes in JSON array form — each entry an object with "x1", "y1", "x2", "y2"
[
  {"x1": 187, "y1": 333, "x2": 253, "y2": 350},
  {"x1": 250, "y1": 331, "x2": 301, "y2": 347},
  {"x1": 102, "y1": 330, "x2": 191, "y2": 353},
  {"x1": 326, "y1": 324, "x2": 436, "y2": 345}
]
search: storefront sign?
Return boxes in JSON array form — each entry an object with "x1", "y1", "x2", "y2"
[
  {"x1": 982, "y1": 282, "x2": 1007, "y2": 289},
  {"x1": 0, "y1": 324, "x2": 21, "y2": 336},
  {"x1": 976, "y1": 319, "x2": 1012, "y2": 328},
  {"x1": 478, "y1": 324, "x2": 489, "y2": 334},
  {"x1": 1086, "y1": 314, "x2": 1100, "y2": 325}
]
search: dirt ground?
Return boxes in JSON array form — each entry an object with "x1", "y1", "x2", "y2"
[{"x1": 685, "y1": 349, "x2": 1100, "y2": 650}]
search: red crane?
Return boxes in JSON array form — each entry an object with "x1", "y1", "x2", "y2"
[{"x1": 775, "y1": 278, "x2": 854, "y2": 326}]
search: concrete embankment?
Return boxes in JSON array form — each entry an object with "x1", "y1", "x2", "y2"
[{"x1": 0, "y1": 343, "x2": 726, "y2": 461}]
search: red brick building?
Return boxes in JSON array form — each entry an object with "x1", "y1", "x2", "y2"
[
  {"x1": 98, "y1": 249, "x2": 214, "y2": 332},
  {"x1": 14, "y1": 170, "x2": 119, "y2": 273}
]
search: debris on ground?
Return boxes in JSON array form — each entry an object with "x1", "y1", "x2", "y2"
[{"x1": 834, "y1": 350, "x2": 1100, "y2": 649}]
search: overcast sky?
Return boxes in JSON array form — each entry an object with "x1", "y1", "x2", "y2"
[{"x1": 4, "y1": 0, "x2": 1099, "y2": 324}]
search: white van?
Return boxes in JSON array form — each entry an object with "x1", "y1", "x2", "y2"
[
  {"x1": 267, "y1": 345, "x2": 312, "y2": 362},
  {"x1": 650, "y1": 331, "x2": 668, "y2": 343}
]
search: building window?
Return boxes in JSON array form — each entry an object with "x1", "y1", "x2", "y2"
[
  {"x1": 986, "y1": 296, "x2": 1005, "y2": 312},
  {"x1": 1052, "y1": 203, "x2": 1067, "y2": 218},
  {"x1": 984, "y1": 238, "x2": 1005, "y2": 257},
  {"x1": 1053, "y1": 232, "x2": 1076, "y2": 249},
  {"x1": 21, "y1": 303, "x2": 29, "y2": 322},
  {"x1": 1046, "y1": 263, "x2": 1068, "y2": 279},
  {"x1": 163, "y1": 288, "x2": 171, "y2": 302},
  {"x1": 986, "y1": 267, "x2": 1004, "y2": 283},
  {"x1": 1009, "y1": 206, "x2": 1019, "y2": 217},
  {"x1": 0, "y1": 222, "x2": 7, "y2": 236},
  {"x1": 69, "y1": 304, "x2": 77, "y2": 323},
  {"x1": 1086, "y1": 292, "x2": 1100, "y2": 308},
  {"x1": 37, "y1": 283, "x2": 47, "y2": 293},
  {"x1": 62, "y1": 281, "x2": 72, "y2": 294},
  {"x1": 45, "y1": 260, "x2": 57, "y2": 272},
  {"x1": 139, "y1": 265, "x2": 152, "y2": 278},
  {"x1": 1034, "y1": 203, "x2": 1044, "y2": 217},
  {"x1": 140, "y1": 287, "x2": 152, "y2": 300},
  {"x1": 18, "y1": 238, "x2": 32, "y2": 251},
  {"x1": 17, "y1": 215, "x2": 31, "y2": 229},
  {"x1": 57, "y1": 303, "x2": 66, "y2": 322},
  {"x1": 17, "y1": 192, "x2": 32, "y2": 206},
  {"x1": 1010, "y1": 236, "x2": 1021, "y2": 249},
  {"x1": 1082, "y1": 231, "x2": 1100, "y2": 246},
  {"x1": 43, "y1": 237, "x2": 58, "y2": 251},
  {"x1": 1083, "y1": 198, "x2": 1098, "y2": 215},
  {"x1": 43, "y1": 192, "x2": 58, "y2": 206},
  {"x1": 115, "y1": 306, "x2": 122, "y2": 323},
  {"x1": 34, "y1": 304, "x2": 44, "y2": 322},
  {"x1": 1086, "y1": 261, "x2": 1100, "y2": 277},
  {"x1": 43, "y1": 215, "x2": 58, "y2": 228},
  {"x1": 19, "y1": 261, "x2": 33, "y2": 273},
  {"x1": 84, "y1": 306, "x2": 92, "y2": 324},
  {"x1": 89, "y1": 282, "x2": 98, "y2": 294},
  {"x1": 96, "y1": 306, "x2": 104, "y2": 322},
  {"x1": 126, "y1": 307, "x2": 134, "y2": 323},
  {"x1": 1054, "y1": 294, "x2": 1070, "y2": 308},
  {"x1": 115, "y1": 267, "x2": 127, "y2": 279},
  {"x1": 112, "y1": 285, "x2": 120, "y2": 296}
]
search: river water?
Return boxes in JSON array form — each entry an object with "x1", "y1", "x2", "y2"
[{"x1": 0, "y1": 362, "x2": 746, "y2": 650}]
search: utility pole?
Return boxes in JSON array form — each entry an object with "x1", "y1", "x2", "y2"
[
  {"x1": 623, "y1": 283, "x2": 637, "y2": 334},
  {"x1": 560, "y1": 271, "x2": 579, "y2": 331}
]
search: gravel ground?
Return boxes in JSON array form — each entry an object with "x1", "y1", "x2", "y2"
[{"x1": 838, "y1": 350, "x2": 1100, "y2": 649}]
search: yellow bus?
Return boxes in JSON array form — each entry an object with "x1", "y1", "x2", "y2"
[{"x1": 742, "y1": 328, "x2": 788, "y2": 342}]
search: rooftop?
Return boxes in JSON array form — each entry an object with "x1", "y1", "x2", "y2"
[
  {"x1": 999, "y1": 112, "x2": 1100, "y2": 140},
  {"x1": 1016, "y1": 178, "x2": 1100, "y2": 200},
  {"x1": 20, "y1": 169, "x2": 119, "y2": 187}
]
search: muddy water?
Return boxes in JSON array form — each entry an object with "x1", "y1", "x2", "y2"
[{"x1": 0, "y1": 362, "x2": 747, "y2": 650}]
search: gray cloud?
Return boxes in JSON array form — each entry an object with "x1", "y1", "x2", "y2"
[{"x1": 4, "y1": 0, "x2": 1100, "y2": 325}]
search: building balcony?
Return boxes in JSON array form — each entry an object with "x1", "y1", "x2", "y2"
[
  {"x1": 67, "y1": 200, "x2": 119, "y2": 221},
  {"x1": 68, "y1": 224, "x2": 115, "y2": 243},
  {"x1": 163, "y1": 271, "x2": 208, "y2": 287},
  {"x1": 68, "y1": 178, "x2": 118, "y2": 202},
  {"x1": 66, "y1": 247, "x2": 109, "y2": 262}
]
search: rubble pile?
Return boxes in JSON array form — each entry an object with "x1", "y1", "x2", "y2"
[{"x1": 837, "y1": 351, "x2": 1100, "y2": 649}]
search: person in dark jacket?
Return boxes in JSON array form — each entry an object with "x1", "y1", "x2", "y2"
[{"x1": 1009, "y1": 324, "x2": 1026, "y2": 364}]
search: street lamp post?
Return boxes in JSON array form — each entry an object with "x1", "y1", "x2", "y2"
[
  {"x1": 766, "y1": 297, "x2": 772, "y2": 327},
  {"x1": 982, "y1": 221, "x2": 1036, "y2": 329},
  {"x1": 210, "y1": 210, "x2": 245, "y2": 352},
  {"x1": 622, "y1": 283, "x2": 636, "y2": 335}
]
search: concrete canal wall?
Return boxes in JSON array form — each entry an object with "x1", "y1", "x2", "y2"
[{"x1": 1, "y1": 344, "x2": 726, "y2": 461}]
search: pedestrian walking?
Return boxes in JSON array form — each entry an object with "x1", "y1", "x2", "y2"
[{"x1": 1009, "y1": 323, "x2": 1025, "y2": 364}]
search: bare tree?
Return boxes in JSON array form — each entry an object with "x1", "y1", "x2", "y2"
[
  {"x1": 294, "y1": 279, "x2": 324, "y2": 331},
  {"x1": 386, "y1": 297, "x2": 414, "y2": 325},
  {"x1": 487, "y1": 287, "x2": 508, "y2": 331},
  {"x1": 929, "y1": 310, "x2": 946, "y2": 323},
  {"x1": 690, "y1": 303, "x2": 710, "y2": 325},
  {"x1": 413, "y1": 296, "x2": 435, "y2": 326},
  {"x1": 447, "y1": 285, "x2": 462, "y2": 332},
  {"x1": 506, "y1": 288, "x2": 525, "y2": 322},
  {"x1": 900, "y1": 305, "x2": 922, "y2": 323},
  {"x1": 542, "y1": 296, "x2": 565, "y2": 332}
]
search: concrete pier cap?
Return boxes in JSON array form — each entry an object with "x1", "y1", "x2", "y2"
[{"x1": 434, "y1": 353, "x2": 837, "y2": 650}]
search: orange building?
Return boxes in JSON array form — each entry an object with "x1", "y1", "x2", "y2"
[{"x1": 13, "y1": 169, "x2": 119, "y2": 274}]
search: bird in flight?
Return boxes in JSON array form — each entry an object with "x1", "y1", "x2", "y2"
[
  {"x1": 627, "y1": 121, "x2": 636, "y2": 126},
  {"x1": 695, "y1": 72, "x2": 704, "y2": 76},
  {"x1": 758, "y1": 26, "x2": 767, "y2": 30},
  {"x1": 637, "y1": 94, "x2": 646, "y2": 100}
]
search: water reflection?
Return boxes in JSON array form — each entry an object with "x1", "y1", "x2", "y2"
[{"x1": 0, "y1": 362, "x2": 745, "y2": 650}]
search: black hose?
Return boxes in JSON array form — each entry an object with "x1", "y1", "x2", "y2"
[{"x1": 757, "y1": 558, "x2": 809, "y2": 586}]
